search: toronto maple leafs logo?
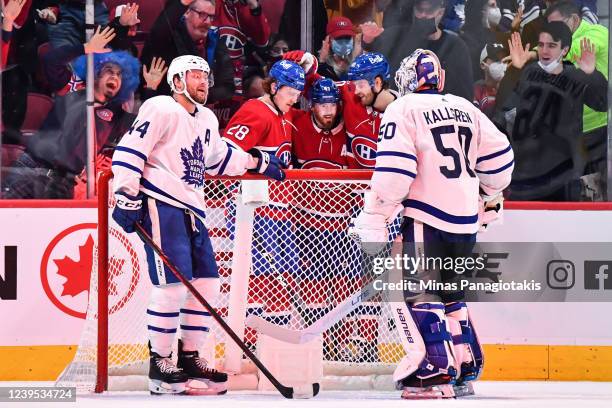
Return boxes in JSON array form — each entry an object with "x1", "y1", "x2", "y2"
[{"x1": 180, "y1": 137, "x2": 205, "y2": 188}]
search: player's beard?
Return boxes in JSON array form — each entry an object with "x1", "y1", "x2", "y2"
[
  {"x1": 313, "y1": 112, "x2": 335, "y2": 130},
  {"x1": 357, "y1": 91, "x2": 374, "y2": 106},
  {"x1": 187, "y1": 84, "x2": 208, "y2": 105}
]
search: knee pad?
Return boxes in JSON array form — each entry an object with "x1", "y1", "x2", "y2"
[
  {"x1": 148, "y1": 283, "x2": 187, "y2": 356},
  {"x1": 180, "y1": 278, "x2": 220, "y2": 351},
  {"x1": 392, "y1": 302, "x2": 457, "y2": 383},
  {"x1": 445, "y1": 302, "x2": 483, "y2": 381}
]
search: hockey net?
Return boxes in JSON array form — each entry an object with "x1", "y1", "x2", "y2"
[{"x1": 56, "y1": 169, "x2": 405, "y2": 393}]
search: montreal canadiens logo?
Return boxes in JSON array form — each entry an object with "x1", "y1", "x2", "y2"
[
  {"x1": 40, "y1": 223, "x2": 140, "y2": 319},
  {"x1": 218, "y1": 26, "x2": 247, "y2": 59},
  {"x1": 301, "y1": 160, "x2": 342, "y2": 169},
  {"x1": 351, "y1": 136, "x2": 377, "y2": 168},
  {"x1": 276, "y1": 142, "x2": 292, "y2": 166}
]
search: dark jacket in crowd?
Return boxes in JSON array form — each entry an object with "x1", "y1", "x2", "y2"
[
  {"x1": 368, "y1": 27, "x2": 474, "y2": 101},
  {"x1": 494, "y1": 62, "x2": 607, "y2": 200},
  {"x1": 140, "y1": 0, "x2": 234, "y2": 103}
]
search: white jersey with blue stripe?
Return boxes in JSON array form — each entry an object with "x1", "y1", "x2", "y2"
[
  {"x1": 112, "y1": 96, "x2": 255, "y2": 220},
  {"x1": 372, "y1": 92, "x2": 514, "y2": 234}
]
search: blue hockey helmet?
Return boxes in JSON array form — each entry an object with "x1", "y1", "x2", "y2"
[
  {"x1": 348, "y1": 52, "x2": 390, "y2": 85},
  {"x1": 269, "y1": 60, "x2": 306, "y2": 92},
  {"x1": 310, "y1": 78, "x2": 340, "y2": 104},
  {"x1": 395, "y1": 49, "x2": 445, "y2": 96}
]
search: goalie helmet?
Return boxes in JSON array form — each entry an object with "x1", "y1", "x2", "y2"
[
  {"x1": 166, "y1": 55, "x2": 212, "y2": 94},
  {"x1": 395, "y1": 49, "x2": 445, "y2": 96},
  {"x1": 269, "y1": 60, "x2": 305, "y2": 91},
  {"x1": 348, "y1": 52, "x2": 390, "y2": 86},
  {"x1": 310, "y1": 78, "x2": 340, "y2": 104}
]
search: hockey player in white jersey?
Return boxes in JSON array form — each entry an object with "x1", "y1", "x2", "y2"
[
  {"x1": 110, "y1": 55, "x2": 286, "y2": 395},
  {"x1": 350, "y1": 49, "x2": 514, "y2": 399}
]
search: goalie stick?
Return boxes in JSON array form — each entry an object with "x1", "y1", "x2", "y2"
[
  {"x1": 134, "y1": 223, "x2": 320, "y2": 399},
  {"x1": 246, "y1": 257, "x2": 392, "y2": 344}
]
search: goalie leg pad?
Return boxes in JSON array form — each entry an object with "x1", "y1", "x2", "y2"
[
  {"x1": 180, "y1": 278, "x2": 220, "y2": 351},
  {"x1": 445, "y1": 302, "x2": 484, "y2": 382},
  {"x1": 147, "y1": 283, "x2": 187, "y2": 357},
  {"x1": 392, "y1": 302, "x2": 457, "y2": 384}
]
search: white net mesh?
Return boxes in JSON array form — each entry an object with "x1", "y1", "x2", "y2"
[{"x1": 56, "y1": 173, "x2": 405, "y2": 392}]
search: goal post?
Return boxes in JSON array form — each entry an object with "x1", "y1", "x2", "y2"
[{"x1": 57, "y1": 169, "x2": 405, "y2": 393}]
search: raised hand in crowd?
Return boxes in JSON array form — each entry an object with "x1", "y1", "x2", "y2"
[
  {"x1": 576, "y1": 37, "x2": 596, "y2": 74},
  {"x1": 510, "y1": 6, "x2": 523, "y2": 32},
  {"x1": 360, "y1": 21, "x2": 384, "y2": 44},
  {"x1": 84, "y1": 26, "x2": 116, "y2": 54},
  {"x1": 1, "y1": 0, "x2": 26, "y2": 30},
  {"x1": 143, "y1": 57, "x2": 169, "y2": 91},
  {"x1": 119, "y1": 2, "x2": 141, "y2": 27},
  {"x1": 507, "y1": 31, "x2": 531, "y2": 69},
  {"x1": 36, "y1": 7, "x2": 58, "y2": 24}
]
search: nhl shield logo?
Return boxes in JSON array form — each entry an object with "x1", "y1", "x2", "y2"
[{"x1": 180, "y1": 137, "x2": 205, "y2": 188}]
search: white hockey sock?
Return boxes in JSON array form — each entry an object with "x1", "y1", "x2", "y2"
[
  {"x1": 148, "y1": 283, "x2": 187, "y2": 357},
  {"x1": 180, "y1": 278, "x2": 220, "y2": 352}
]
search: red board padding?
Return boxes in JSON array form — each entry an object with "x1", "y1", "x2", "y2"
[
  {"x1": 2, "y1": 199, "x2": 612, "y2": 211},
  {"x1": 504, "y1": 201, "x2": 612, "y2": 211},
  {"x1": 0, "y1": 199, "x2": 97, "y2": 208}
]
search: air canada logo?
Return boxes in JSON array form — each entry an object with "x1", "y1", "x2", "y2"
[
  {"x1": 40, "y1": 223, "x2": 140, "y2": 319},
  {"x1": 180, "y1": 137, "x2": 205, "y2": 188}
]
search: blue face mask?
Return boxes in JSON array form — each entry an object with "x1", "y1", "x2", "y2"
[{"x1": 331, "y1": 38, "x2": 354, "y2": 58}]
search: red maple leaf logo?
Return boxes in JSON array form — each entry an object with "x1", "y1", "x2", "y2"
[
  {"x1": 55, "y1": 235, "x2": 94, "y2": 297},
  {"x1": 54, "y1": 234, "x2": 128, "y2": 299}
]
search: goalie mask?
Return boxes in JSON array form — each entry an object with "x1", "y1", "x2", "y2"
[
  {"x1": 167, "y1": 55, "x2": 212, "y2": 105},
  {"x1": 394, "y1": 49, "x2": 445, "y2": 96}
]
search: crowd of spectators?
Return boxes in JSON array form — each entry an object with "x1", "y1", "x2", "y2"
[{"x1": 0, "y1": 0, "x2": 609, "y2": 201}]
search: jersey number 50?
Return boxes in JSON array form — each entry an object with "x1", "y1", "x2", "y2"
[{"x1": 431, "y1": 125, "x2": 476, "y2": 179}]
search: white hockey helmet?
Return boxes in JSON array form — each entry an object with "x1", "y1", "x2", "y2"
[{"x1": 167, "y1": 55, "x2": 212, "y2": 99}]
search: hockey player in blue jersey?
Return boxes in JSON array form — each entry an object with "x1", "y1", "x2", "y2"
[
  {"x1": 110, "y1": 55, "x2": 286, "y2": 395},
  {"x1": 350, "y1": 49, "x2": 514, "y2": 398}
]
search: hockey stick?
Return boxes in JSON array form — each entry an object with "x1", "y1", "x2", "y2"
[
  {"x1": 134, "y1": 223, "x2": 320, "y2": 399},
  {"x1": 246, "y1": 259, "x2": 391, "y2": 344}
]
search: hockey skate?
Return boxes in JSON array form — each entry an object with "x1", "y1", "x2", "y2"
[
  {"x1": 177, "y1": 340, "x2": 228, "y2": 395},
  {"x1": 453, "y1": 363, "x2": 478, "y2": 397},
  {"x1": 149, "y1": 347, "x2": 188, "y2": 395},
  {"x1": 399, "y1": 374, "x2": 455, "y2": 399}
]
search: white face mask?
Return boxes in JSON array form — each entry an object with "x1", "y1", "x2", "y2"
[
  {"x1": 487, "y1": 61, "x2": 507, "y2": 81},
  {"x1": 483, "y1": 7, "x2": 502, "y2": 28},
  {"x1": 538, "y1": 57, "x2": 562, "y2": 74}
]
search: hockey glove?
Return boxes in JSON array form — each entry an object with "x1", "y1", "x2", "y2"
[
  {"x1": 283, "y1": 50, "x2": 319, "y2": 76},
  {"x1": 478, "y1": 193, "x2": 504, "y2": 232},
  {"x1": 248, "y1": 149, "x2": 286, "y2": 181},
  {"x1": 112, "y1": 192, "x2": 144, "y2": 233},
  {"x1": 348, "y1": 211, "x2": 389, "y2": 255}
]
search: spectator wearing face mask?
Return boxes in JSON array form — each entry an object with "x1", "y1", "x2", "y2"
[
  {"x1": 494, "y1": 23, "x2": 607, "y2": 201},
  {"x1": 474, "y1": 43, "x2": 508, "y2": 118},
  {"x1": 462, "y1": 0, "x2": 509, "y2": 81},
  {"x1": 363, "y1": 0, "x2": 474, "y2": 100},
  {"x1": 317, "y1": 16, "x2": 362, "y2": 81}
]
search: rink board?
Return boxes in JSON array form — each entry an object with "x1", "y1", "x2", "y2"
[{"x1": 1, "y1": 201, "x2": 612, "y2": 381}]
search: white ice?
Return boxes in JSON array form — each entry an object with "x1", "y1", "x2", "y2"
[{"x1": 2, "y1": 381, "x2": 612, "y2": 408}]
